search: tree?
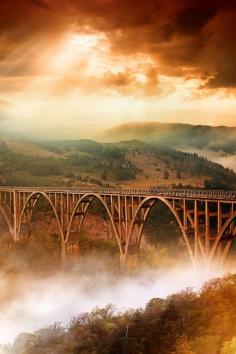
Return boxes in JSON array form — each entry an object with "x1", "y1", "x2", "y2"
[
  {"x1": 174, "y1": 335, "x2": 195, "y2": 354},
  {"x1": 176, "y1": 170, "x2": 181, "y2": 179},
  {"x1": 191, "y1": 335, "x2": 221, "y2": 354},
  {"x1": 164, "y1": 170, "x2": 169, "y2": 179},
  {"x1": 221, "y1": 337, "x2": 236, "y2": 354}
]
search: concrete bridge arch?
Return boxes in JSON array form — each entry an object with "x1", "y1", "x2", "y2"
[
  {"x1": 126, "y1": 196, "x2": 195, "y2": 264},
  {"x1": 0, "y1": 186, "x2": 234, "y2": 268},
  {"x1": 18, "y1": 191, "x2": 64, "y2": 241},
  {"x1": 65, "y1": 193, "x2": 123, "y2": 255}
]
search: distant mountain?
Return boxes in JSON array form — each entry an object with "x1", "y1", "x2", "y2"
[{"x1": 102, "y1": 122, "x2": 236, "y2": 154}]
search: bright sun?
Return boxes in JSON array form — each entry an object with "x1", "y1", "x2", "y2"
[
  {"x1": 46, "y1": 33, "x2": 106, "y2": 74},
  {"x1": 69, "y1": 33, "x2": 100, "y2": 49}
]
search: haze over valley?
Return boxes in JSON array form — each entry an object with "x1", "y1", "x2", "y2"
[
  {"x1": 0, "y1": 0, "x2": 236, "y2": 353},
  {"x1": 0, "y1": 130, "x2": 235, "y2": 188}
]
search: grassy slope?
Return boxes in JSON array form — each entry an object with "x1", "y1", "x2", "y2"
[
  {"x1": 0, "y1": 137, "x2": 235, "y2": 188},
  {"x1": 6, "y1": 140, "x2": 63, "y2": 158}
]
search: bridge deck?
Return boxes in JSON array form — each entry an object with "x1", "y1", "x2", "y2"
[{"x1": 0, "y1": 187, "x2": 235, "y2": 201}]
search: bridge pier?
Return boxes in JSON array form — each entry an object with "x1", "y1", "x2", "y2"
[
  {"x1": 0, "y1": 186, "x2": 234, "y2": 270},
  {"x1": 61, "y1": 241, "x2": 67, "y2": 265},
  {"x1": 61, "y1": 240, "x2": 80, "y2": 266},
  {"x1": 119, "y1": 254, "x2": 127, "y2": 270}
]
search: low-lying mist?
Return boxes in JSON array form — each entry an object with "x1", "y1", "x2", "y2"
[
  {"x1": 0, "y1": 256, "x2": 226, "y2": 346},
  {"x1": 181, "y1": 148, "x2": 236, "y2": 172}
]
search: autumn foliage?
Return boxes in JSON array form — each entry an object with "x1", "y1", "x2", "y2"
[{"x1": 6, "y1": 274, "x2": 236, "y2": 354}]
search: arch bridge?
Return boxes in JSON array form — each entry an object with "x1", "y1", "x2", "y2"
[{"x1": 0, "y1": 186, "x2": 235, "y2": 267}]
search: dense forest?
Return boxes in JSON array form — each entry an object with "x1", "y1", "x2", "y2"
[{"x1": 3, "y1": 274, "x2": 236, "y2": 354}]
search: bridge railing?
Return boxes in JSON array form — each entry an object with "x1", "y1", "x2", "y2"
[{"x1": 0, "y1": 186, "x2": 235, "y2": 201}]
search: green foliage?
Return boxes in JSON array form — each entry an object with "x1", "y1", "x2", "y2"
[
  {"x1": 164, "y1": 169, "x2": 169, "y2": 179},
  {"x1": 79, "y1": 232, "x2": 119, "y2": 258},
  {"x1": 0, "y1": 138, "x2": 235, "y2": 187},
  {"x1": 0, "y1": 237, "x2": 61, "y2": 276},
  {"x1": 204, "y1": 179, "x2": 232, "y2": 190},
  {"x1": 142, "y1": 201, "x2": 186, "y2": 261}
]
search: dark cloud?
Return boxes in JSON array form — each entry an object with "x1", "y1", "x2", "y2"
[
  {"x1": 201, "y1": 10, "x2": 236, "y2": 89},
  {"x1": 29, "y1": 0, "x2": 51, "y2": 10},
  {"x1": 172, "y1": 1, "x2": 228, "y2": 34},
  {"x1": 0, "y1": 0, "x2": 236, "y2": 91}
]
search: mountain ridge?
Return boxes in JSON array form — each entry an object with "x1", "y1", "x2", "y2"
[{"x1": 102, "y1": 121, "x2": 236, "y2": 154}]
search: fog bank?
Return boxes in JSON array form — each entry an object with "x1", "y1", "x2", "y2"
[{"x1": 0, "y1": 259, "x2": 224, "y2": 345}]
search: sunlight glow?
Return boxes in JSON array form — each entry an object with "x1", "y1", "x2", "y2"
[
  {"x1": 1, "y1": 30, "x2": 236, "y2": 134},
  {"x1": 69, "y1": 33, "x2": 101, "y2": 50},
  {"x1": 46, "y1": 32, "x2": 106, "y2": 73}
]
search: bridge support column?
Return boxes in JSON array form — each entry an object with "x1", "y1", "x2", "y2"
[
  {"x1": 0, "y1": 187, "x2": 234, "y2": 271},
  {"x1": 61, "y1": 240, "x2": 80, "y2": 266},
  {"x1": 61, "y1": 241, "x2": 67, "y2": 265},
  {"x1": 119, "y1": 254, "x2": 127, "y2": 270},
  {"x1": 12, "y1": 190, "x2": 19, "y2": 242},
  {"x1": 120, "y1": 246, "x2": 141, "y2": 270}
]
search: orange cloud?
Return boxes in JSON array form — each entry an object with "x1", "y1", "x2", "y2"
[{"x1": 0, "y1": 0, "x2": 236, "y2": 96}]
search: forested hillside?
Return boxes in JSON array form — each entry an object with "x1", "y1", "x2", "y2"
[
  {"x1": 0, "y1": 138, "x2": 235, "y2": 189},
  {"x1": 5, "y1": 274, "x2": 236, "y2": 354},
  {"x1": 103, "y1": 122, "x2": 236, "y2": 154}
]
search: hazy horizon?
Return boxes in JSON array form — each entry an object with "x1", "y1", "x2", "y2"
[
  {"x1": 0, "y1": 1, "x2": 236, "y2": 138},
  {"x1": 0, "y1": 117, "x2": 236, "y2": 141}
]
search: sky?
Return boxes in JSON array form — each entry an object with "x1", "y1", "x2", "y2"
[{"x1": 0, "y1": 0, "x2": 236, "y2": 138}]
